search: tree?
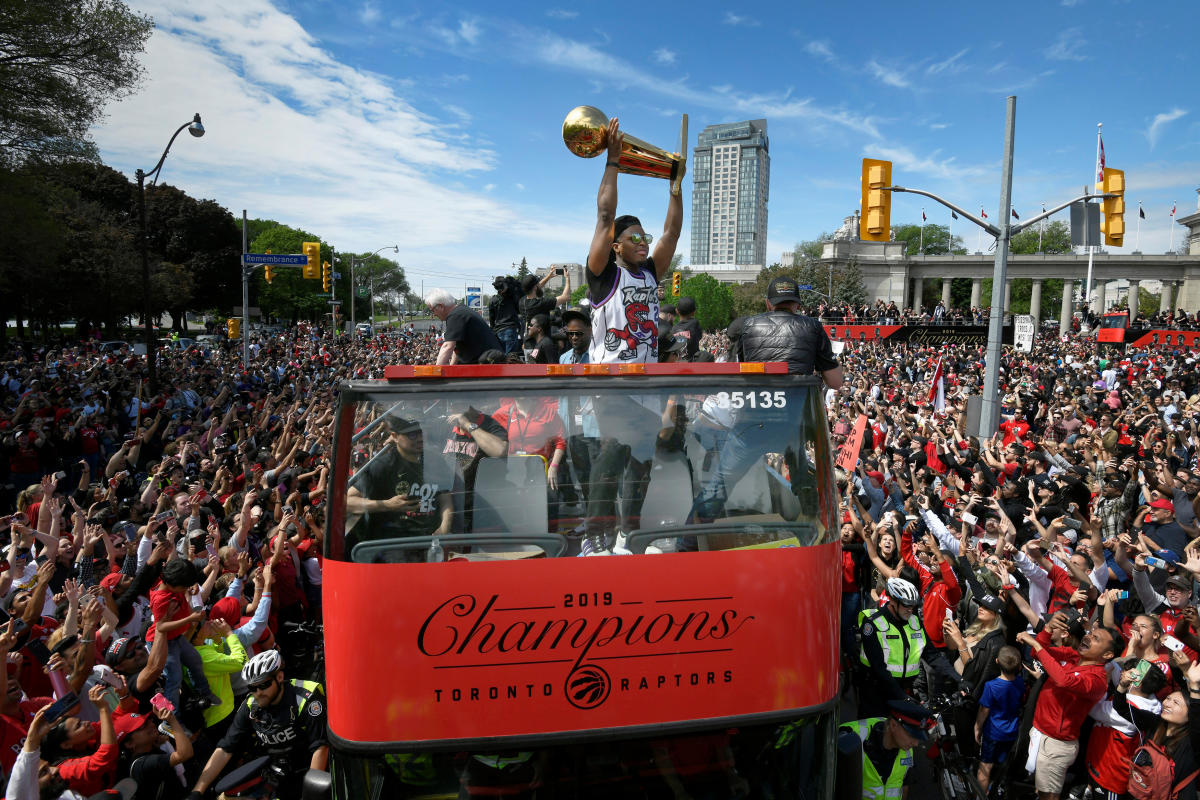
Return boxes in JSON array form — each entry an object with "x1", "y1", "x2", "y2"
[
  {"x1": 348, "y1": 252, "x2": 408, "y2": 322},
  {"x1": 893, "y1": 223, "x2": 966, "y2": 256},
  {"x1": 833, "y1": 259, "x2": 867, "y2": 307},
  {"x1": 250, "y1": 224, "x2": 329, "y2": 324},
  {"x1": 0, "y1": 0, "x2": 153, "y2": 166},
  {"x1": 516, "y1": 258, "x2": 529, "y2": 279},
  {"x1": 679, "y1": 273, "x2": 733, "y2": 331},
  {"x1": 1010, "y1": 220, "x2": 1073, "y2": 255}
]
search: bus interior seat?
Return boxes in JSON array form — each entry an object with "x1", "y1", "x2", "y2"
[
  {"x1": 725, "y1": 459, "x2": 771, "y2": 513},
  {"x1": 638, "y1": 449, "x2": 694, "y2": 530},
  {"x1": 471, "y1": 455, "x2": 548, "y2": 544}
]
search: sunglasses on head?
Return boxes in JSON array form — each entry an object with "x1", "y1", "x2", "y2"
[{"x1": 622, "y1": 232, "x2": 654, "y2": 245}]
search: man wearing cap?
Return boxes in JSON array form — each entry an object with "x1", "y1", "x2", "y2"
[
  {"x1": 1142, "y1": 496, "x2": 1188, "y2": 560},
  {"x1": 585, "y1": 117, "x2": 682, "y2": 364},
  {"x1": 728, "y1": 277, "x2": 842, "y2": 388},
  {"x1": 488, "y1": 275, "x2": 522, "y2": 355},
  {"x1": 838, "y1": 699, "x2": 930, "y2": 800},
  {"x1": 671, "y1": 297, "x2": 702, "y2": 362},
  {"x1": 1127, "y1": 552, "x2": 1196, "y2": 654},
  {"x1": 518, "y1": 270, "x2": 571, "y2": 332}
]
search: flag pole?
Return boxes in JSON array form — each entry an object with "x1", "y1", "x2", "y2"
[
  {"x1": 920, "y1": 209, "x2": 925, "y2": 255},
  {"x1": 1169, "y1": 202, "x2": 1176, "y2": 252},
  {"x1": 1136, "y1": 202, "x2": 1142, "y2": 252},
  {"x1": 1084, "y1": 122, "x2": 1101, "y2": 310},
  {"x1": 948, "y1": 212, "x2": 953, "y2": 254},
  {"x1": 1039, "y1": 203, "x2": 1046, "y2": 252}
]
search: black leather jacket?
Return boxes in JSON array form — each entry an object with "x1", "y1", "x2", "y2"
[{"x1": 736, "y1": 311, "x2": 838, "y2": 375}]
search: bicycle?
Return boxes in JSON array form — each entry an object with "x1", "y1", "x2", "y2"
[
  {"x1": 926, "y1": 693, "x2": 989, "y2": 800},
  {"x1": 281, "y1": 619, "x2": 325, "y2": 684}
]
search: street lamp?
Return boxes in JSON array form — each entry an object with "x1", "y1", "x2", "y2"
[
  {"x1": 137, "y1": 113, "x2": 204, "y2": 394},
  {"x1": 351, "y1": 245, "x2": 399, "y2": 334}
]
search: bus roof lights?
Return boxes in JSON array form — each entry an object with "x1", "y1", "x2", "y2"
[{"x1": 739, "y1": 363, "x2": 766, "y2": 373}]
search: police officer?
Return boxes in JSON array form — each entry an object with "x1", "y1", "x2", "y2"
[
  {"x1": 839, "y1": 699, "x2": 932, "y2": 800},
  {"x1": 857, "y1": 577, "x2": 926, "y2": 719},
  {"x1": 729, "y1": 276, "x2": 843, "y2": 387},
  {"x1": 188, "y1": 650, "x2": 327, "y2": 799}
]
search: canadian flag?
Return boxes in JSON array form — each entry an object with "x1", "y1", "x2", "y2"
[
  {"x1": 1171, "y1": 202, "x2": 1177, "y2": 217},
  {"x1": 981, "y1": 208, "x2": 989, "y2": 219},
  {"x1": 1097, "y1": 132, "x2": 1105, "y2": 183}
]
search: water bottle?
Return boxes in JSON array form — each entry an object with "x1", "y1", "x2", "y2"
[{"x1": 426, "y1": 536, "x2": 444, "y2": 563}]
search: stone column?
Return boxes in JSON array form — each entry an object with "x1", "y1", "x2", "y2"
[
  {"x1": 1030, "y1": 279, "x2": 1044, "y2": 321},
  {"x1": 1093, "y1": 280, "x2": 1107, "y2": 313},
  {"x1": 1128, "y1": 279, "x2": 1140, "y2": 315},
  {"x1": 970, "y1": 278, "x2": 982, "y2": 310},
  {"x1": 1002, "y1": 280, "x2": 1012, "y2": 314},
  {"x1": 1060, "y1": 279, "x2": 1074, "y2": 332},
  {"x1": 941, "y1": 278, "x2": 952, "y2": 308},
  {"x1": 1160, "y1": 280, "x2": 1174, "y2": 314}
]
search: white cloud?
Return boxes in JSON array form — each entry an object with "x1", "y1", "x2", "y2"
[
  {"x1": 358, "y1": 2, "x2": 380, "y2": 25},
  {"x1": 458, "y1": 19, "x2": 482, "y2": 46},
  {"x1": 930, "y1": 123, "x2": 950, "y2": 130},
  {"x1": 515, "y1": 183, "x2": 525, "y2": 191},
  {"x1": 1061, "y1": 0, "x2": 1082, "y2": 6},
  {"x1": 805, "y1": 40, "x2": 835, "y2": 62},
  {"x1": 926, "y1": 48, "x2": 968, "y2": 76},
  {"x1": 92, "y1": 0, "x2": 523, "y2": 259},
  {"x1": 866, "y1": 142, "x2": 990, "y2": 182},
  {"x1": 653, "y1": 47, "x2": 676, "y2": 65},
  {"x1": 1045, "y1": 28, "x2": 1087, "y2": 61},
  {"x1": 483, "y1": 183, "x2": 495, "y2": 192},
  {"x1": 723, "y1": 12, "x2": 759, "y2": 26},
  {"x1": 1146, "y1": 108, "x2": 1188, "y2": 150},
  {"x1": 866, "y1": 60, "x2": 910, "y2": 89},
  {"x1": 545, "y1": 8, "x2": 578, "y2": 19}
]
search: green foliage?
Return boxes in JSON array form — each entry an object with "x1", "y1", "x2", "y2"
[
  {"x1": 250, "y1": 224, "x2": 329, "y2": 323},
  {"x1": 833, "y1": 260, "x2": 867, "y2": 307},
  {"x1": 516, "y1": 257, "x2": 529, "y2": 279},
  {"x1": 1010, "y1": 220, "x2": 1073, "y2": 255},
  {"x1": 678, "y1": 273, "x2": 733, "y2": 331},
  {"x1": 893, "y1": 223, "x2": 967, "y2": 256},
  {"x1": 0, "y1": 0, "x2": 153, "y2": 166},
  {"x1": 569, "y1": 284, "x2": 588, "y2": 306}
]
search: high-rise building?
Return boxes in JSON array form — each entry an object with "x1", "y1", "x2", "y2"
[{"x1": 690, "y1": 119, "x2": 769, "y2": 266}]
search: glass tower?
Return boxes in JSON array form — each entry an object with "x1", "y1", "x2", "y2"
[{"x1": 690, "y1": 119, "x2": 769, "y2": 265}]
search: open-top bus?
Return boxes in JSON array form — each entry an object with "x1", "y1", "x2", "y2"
[{"x1": 318, "y1": 362, "x2": 841, "y2": 799}]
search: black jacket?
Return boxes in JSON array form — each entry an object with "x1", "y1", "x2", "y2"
[{"x1": 734, "y1": 311, "x2": 838, "y2": 375}]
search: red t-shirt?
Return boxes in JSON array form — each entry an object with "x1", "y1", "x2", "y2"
[
  {"x1": 0, "y1": 697, "x2": 52, "y2": 775},
  {"x1": 147, "y1": 584, "x2": 191, "y2": 641},
  {"x1": 57, "y1": 742, "x2": 118, "y2": 796},
  {"x1": 492, "y1": 399, "x2": 566, "y2": 462},
  {"x1": 999, "y1": 419, "x2": 1030, "y2": 447},
  {"x1": 1031, "y1": 628, "x2": 1109, "y2": 740}
]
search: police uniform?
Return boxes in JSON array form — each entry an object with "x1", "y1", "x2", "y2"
[
  {"x1": 218, "y1": 679, "x2": 327, "y2": 795},
  {"x1": 839, "y1": 717, "x2": 915, "y2": 800},
  {"x1": 857, "y1": 606, "x2": 924, "y2": 718}
]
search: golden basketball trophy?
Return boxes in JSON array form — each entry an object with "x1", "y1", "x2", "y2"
[{"x1": 562, "y1": 106, "x2": 688, "y2": 196}]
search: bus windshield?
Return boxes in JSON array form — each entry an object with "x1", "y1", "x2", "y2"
[{"x1": 329, "y1": 371, "x2": 836, "y2": 562}]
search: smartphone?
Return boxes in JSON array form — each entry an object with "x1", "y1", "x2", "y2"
[
  {"x1": 1164, "y1": 635, "x2": 1186, "y2": 652},
  {"x1": 945, "y1": 609, "x2": 954, "y2": 622},
  {"x1": 1145, "y1": 556, "x2": 1169, "y2": 570},
  {"x1": 1116, "y1": 590, "x2": 1130, "y2": 600},
  {"x1": 150, "y1": 692, "x2": 175, "y2": 714},
  {"x1": 283, "y1": 504, "x2": 294, "y2": 515},
  {"x1": 98, "y1": 688, "x2": 119, "y2": 712},
  {"x1": 206, "y1": 543, "x2": 219, "y2": 559},
  {"x1": 961, "y1": 511, "x2": 979, "y2": 527},
  {"x1": 154, "y1": 510, "x2": 174, "y2": 522},
  {"x1": 26, "y1": 639, "x2": 52, "y2": 666},
  {"x1": 43, "y1": 691, "x2": 80, "y2": 724},
  {"x1": 555, "y1": 268, "x2": 565, "y2": 275},
  {"x1": 1063, "y1": 517, "x2": 1083, "y2": 531},
  {"x1": 1131, "y1": 659, "x2": 1153, "y2": 684}
]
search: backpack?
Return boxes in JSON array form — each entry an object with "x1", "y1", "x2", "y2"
[{"x1": 1128, "y1": 738, "x2": 1200, "y2": 800}]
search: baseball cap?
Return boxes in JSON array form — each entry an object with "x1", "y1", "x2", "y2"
[
  {"x1": 676, "y1": 297, "x2": 696, "y2": 315},
  {"x1": 1150, "y1": 498, "x2": 1175, "y2": 512},
  {"x1": 105, "y1": 636, "x2": 139, "y2": 667},
  {"x1": 561, "y1": 309, "x2": 591, "y2": 328},
  {"x1": 1166, "y1": 574, "x2": 1192, "y2": 592},
  {"x1": 978, "y1": 593, "x2": 1005, "y2": 614},
  {"x1": 766, "y1": 277, "x2": 802, "y2": 305},
  {"x1": 210, "y1": 596, "x2": 242, "y2": 627},
  {"x1": 887, "y1": 699, "x2": 932, "y2": 741},
  {"x1": 112, "y1": 710, "x2": 154, "y2": 743}
]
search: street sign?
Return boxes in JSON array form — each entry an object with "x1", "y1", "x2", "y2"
[
  {"x1": 797, "y1": 284, "x2": 814, "y2": 290},
  {"x1": 328, "y1": 300, "x2": 342, "y2": 305},
  {"x1": 356, "y1": 286, "x2": 369, "y2": 298},
  {"x1": 332, "y1": 272, "x2": 342, "y2": 280},
  {"x1": 1014, "y1": 314, "x2": 1035, "y2": 352},
  {"x1": 241, "y1": 253, "x2": 306, "y2": 266}
]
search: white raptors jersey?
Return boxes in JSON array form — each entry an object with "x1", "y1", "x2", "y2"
[{"x1": 588, "y1": 262, "x2": 660, "y2": 363}]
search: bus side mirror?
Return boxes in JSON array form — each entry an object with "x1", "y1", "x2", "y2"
[
  {"x1": 303, "y1": 769, "x2": 333, "y2": 800},
  {"x1": 835, "y1": 730, "x2": 864, "y2": 800}
]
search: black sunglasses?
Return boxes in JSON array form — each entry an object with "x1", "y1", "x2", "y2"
[{"x1": 249, "y1": 679, "x2": 274, "y2": 692}]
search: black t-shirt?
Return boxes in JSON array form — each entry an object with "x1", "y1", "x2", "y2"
[
  {"x1": 218, "y1": 683, "x2": 327, "y2": 793},
  {"x1": 348, "y1": 444, "x2": 452, "y2": 553},
  {"x1": 443, "y1": 305, "x2": 502, "y2": 364},
  {"x1": 657, "y1": 320, "x2": 675, "y2": 361},
  {"x1": 672, "y1": 317, "x2": 702, "y2": 360},
  {"x1": 519, "y1": 296, "x2": 556, "y2": 326},
  {"x1": 529, "y1": 335, "x2": 559, "y2": 364}
]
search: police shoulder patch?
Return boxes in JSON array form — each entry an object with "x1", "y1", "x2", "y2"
[
  {"x1": 862, "y1": 622, "x2": 875, "y2": 637},
  {"x1": 308, "y1": 700, "x2": 323, "y2": 717}
]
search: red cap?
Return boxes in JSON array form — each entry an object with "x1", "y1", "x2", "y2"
[
  {"x1": 209, "y1": 597, "x2": 242, "y2": 627},
  {"x1": 867, "y1": 471, "x2": 885, "y2": 485},
  {"x1": 112, "y1": 710, "x2": 153, "y2": 743},
  {"x1": 1150, "y1": 498, "x2": 1175, "y2": 512},
  {"x1": 100, "y1": 572, "x2": 123, "y2": 592}
]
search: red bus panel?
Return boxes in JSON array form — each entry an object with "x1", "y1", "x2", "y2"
[{"x1": 323, "y1": 543, "x2": 840, "y2": 745}]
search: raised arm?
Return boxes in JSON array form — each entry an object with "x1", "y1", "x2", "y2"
[{"x1": 587, "y1": 117, "x2": 622, "y2": 276}]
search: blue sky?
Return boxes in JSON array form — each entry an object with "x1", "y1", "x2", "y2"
[{"x1": 92, "y1": 0, "x2": 1200, "y2": 294}]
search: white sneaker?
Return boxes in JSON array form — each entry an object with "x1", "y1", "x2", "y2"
[{"x1": 612, "y1": 532, "x2": 632, "y2": 555}]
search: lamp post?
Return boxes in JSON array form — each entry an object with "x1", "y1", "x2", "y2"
[
  {"x1": 352, "y1": 245, "x2": 399, "y2": 335},
  {"x1": 136, "y1": 113, "x2": 204, "y2": 394}
]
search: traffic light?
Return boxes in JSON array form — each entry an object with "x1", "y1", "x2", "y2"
[
  {"x1": 302, "y1": 242, "x2": 320, "y2": 279},
  {"x1": 264, "y1": 264, "x2": 274, "y2": 283},
  {"x1": 227, "y1": 318, "x2": 240, "y2": 338},
  {"x1": 859, "y1": 158, "x2": 893, "y2": 242},
  {"x1": 672, "y1": 272, "x2": 682, "y2": 294},
  {"x1": 322, "y1": 261, "x2": 332, "y2": 293},
  {"x1": 1099, "y1": 167, "x2": 1125, "y2": 247}
]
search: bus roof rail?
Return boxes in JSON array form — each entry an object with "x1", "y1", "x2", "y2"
[{"x1": 383, "y1": 363, "x2": 789, "y2": 381}]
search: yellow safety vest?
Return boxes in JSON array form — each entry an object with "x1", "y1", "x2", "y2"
[
  {"x1": 839, "y1": 718, "x2": 912, "y2": 800},
  {"x1": 857, "y1": 608, "x2": 923, "y2": 679}
]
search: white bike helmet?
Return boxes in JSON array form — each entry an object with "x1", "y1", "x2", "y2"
[
  {"x1": 241, "y1": 649, "x2": 283, "y2": 684},
  {"x1": 886, "y1": 577, "x2": 920, "y2": 607}
]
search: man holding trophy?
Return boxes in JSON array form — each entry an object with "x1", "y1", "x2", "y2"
[{"x1": 580, "y1": 115, "x2": 684, "y2": 364}]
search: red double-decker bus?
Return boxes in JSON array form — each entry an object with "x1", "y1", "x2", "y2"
[{"x1": 317, "y1": 362, "x2": 841, "y2": 799}]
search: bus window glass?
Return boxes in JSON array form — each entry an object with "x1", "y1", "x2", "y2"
[{"x1": 332, "y1": 379, "x2": 834, "y2": 563}]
